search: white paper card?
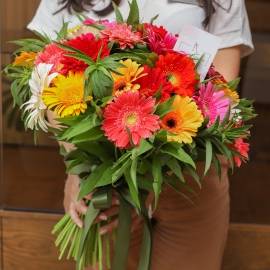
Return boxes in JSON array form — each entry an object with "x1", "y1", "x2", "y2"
[{"x1": 174, "y1": 25, "x2": 221, "y2": 80}]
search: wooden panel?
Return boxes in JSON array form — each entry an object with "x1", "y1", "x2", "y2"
[
  {"x1": 0, "y1": 0, "x2": 40, "y2": 53},
  {"x1": 0, "y1": 215, "x2": 3, "y2": 270},
  {"x1": 246, "y1": 0, "x2": 270, "y2": 32},
  {"x1": 1, "y1": 210, "x2": 74, "y2": 270},
  {"x1": 3, "y1": 145, "x2": 66, "y2": 211},
  {"x1": 230, "y1": 104, "x2": 270, "y2": 224},
  {"x1": 223, "y1": 223, "x2": 270, "y2": 270}
]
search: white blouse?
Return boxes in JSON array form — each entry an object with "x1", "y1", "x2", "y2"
[{"x1": 27, "y1": 0, "x2": 254, "y2": 57}]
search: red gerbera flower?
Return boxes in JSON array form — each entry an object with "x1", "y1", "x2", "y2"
[
  {"x1": 61, "y1": 33, "x2": 110, "y2": 74},
  {"x1": 136, "y1": 66, "x2": 175, "y2": 101},
  {"x1": 230, "y1": 138, "x2": 250, "y2": 167},
  {"x1": 156, "y1": 52, "x2": 197, "y2": 97},
  {"x1": 144, "y1": 23, "x2": 178, "y2": 54},
  {"x1": 35, "y1": 44, "x2": 65, "y2": 73},
  {"x1": 102, "y1": 92, "x2": 160, "y2": 148}
]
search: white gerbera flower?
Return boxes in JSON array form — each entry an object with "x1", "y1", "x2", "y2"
[{"x1": 21, "y1": 63, "x2": 58, "y2": 132}]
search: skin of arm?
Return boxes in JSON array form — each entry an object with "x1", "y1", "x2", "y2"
[{"x1": 213, "y1": 46, "x2": 241, "y2": 81}]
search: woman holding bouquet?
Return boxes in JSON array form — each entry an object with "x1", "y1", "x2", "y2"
[{"x1": 27, "y1": 0, "x2": 254, "y2": 269}]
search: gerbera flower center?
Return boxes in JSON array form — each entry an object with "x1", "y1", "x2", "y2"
[
  {"x1": 124, "y1": 112, "x2": 138, "y2": 127},
  {"x1": 168, "y1": 73, "x2": 181, "y2": 86},
  {"x1": 162, "y1": 111, "x2": 182, "y2": 132},
  {"x1": 166, "y1": 118, "x2": 177, "y2": 128},
  {"x1": 58, "y1": 85, "x2": 83, "y2": 105}
]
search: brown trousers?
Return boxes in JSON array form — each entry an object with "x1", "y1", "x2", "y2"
[{"x1": 89, "y1": 159, "x2": 230, "y2": 270}]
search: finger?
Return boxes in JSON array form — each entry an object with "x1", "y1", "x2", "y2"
[
  {"x1": 70, "y1": 204, "x2": 83, "y2": 228},
  {"x1": 101, "y1": 206, "x2": 119, "y2": 219},
  {"x1": 76, "y1": 200, "x2": 88, "y2": 215},
  {"x1": 99, "y1": 219, "x2": 118, "y2": 235},
  {"x1": 84, "y1": 193, "x2": 93, "y2": 200},
  {"x1": 95, "y1": 206, "x2": 119, "y2": 223},
  {"x1": 111, "y1": 196, "x2": 120, "y2": 206}
]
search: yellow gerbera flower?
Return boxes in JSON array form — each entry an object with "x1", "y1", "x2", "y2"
[
  {"x1": 42, "y1": 72, "x2": 92, "y2": 117},
  {"x1": 13, "y1": 51, "x2": 37, "y2": 67},
  {"x1": 111, "y1": 59, "x2": 146, "y2": 95},
  {"x1": 161, "y1": 96, "x2": 203, "y2": 144},
  {"x1": 222, "y1": 87, "x2": 240, "y2": 104}
]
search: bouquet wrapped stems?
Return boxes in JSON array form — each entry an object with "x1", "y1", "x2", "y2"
[{"x1": 53, "y1": 188, "x2": 152, "y2": 270}]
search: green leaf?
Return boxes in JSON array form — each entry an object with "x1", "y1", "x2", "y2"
[
  {"x1": 112, "y1": 159, "x2": 131, "y2": 183},
  {"x1": 95, "y1": 167, "x2": 116, "y2": 187},
  {"x1": 150, "y1": 14, "x2": 159, "y2": 24},
  {"x1": 77, "y1": 202, "x2": 100, "y2": 268},
  {"x1": 185, "y1": 166, "x2": 201, "y2": 188},
  {"x1": 161, "y1": 144, "x2": 196, "y2": 168},
  {"x1": 69, "y1": 127, "x2": 104, "y2": 144},
  {"x1": 112, "y1": 1, "x2": 124, "y2": 23},
  {"x1": 90, "y1": 69, "x2": 113, "y2": 98},
  {"x1": 132, "y1": 140, "x2": 153, "y2": 158},
  {"x1": 127, "y1": 0, "x2": 140, "y2": 26},
  {"x1": 59, "y1": 114, "x2": 99, "y2": 140},
  {"x1": 76, "y1": 142, "x2": 111, "y2": 161},
  {"x1": 68, "y1": 163, "x2": 91, "y2": 175},
  {"x1": 56, "y1": 21, "x2": 69, "y2": 41},
  {"x1": 152, "y1": 155, "x2": 163, "y2": 208},
  {"x1": 212, "y1": 154, "x2": 222, "y2": 180},
  {"x1": 227, "y1": 77, "x2": 241, "y2": 91},
  {"x1": 166, "y1": 158, "x2": 185, "y2": 183},
  {"x1": 129, "y1": 157, "x2": 139, "y2": 201},
  {"x1": 155, "y1": 96, "x2": 174, "y2": 118},
  {"x1": 56, "y1": 42, "x2": 94, "y2": 65},
  {"x1": 124, "y1": 169, "x2": 140, "y2": 209},
  {"x1": 112, "y1": 152, "x2": 131, "y2": 169},
  {"x1": 204, "y1": 139, "x2": 213, "y2": 175},
  {"x1": 78, "y1": 161, "x2": 113, "y2": 199}
]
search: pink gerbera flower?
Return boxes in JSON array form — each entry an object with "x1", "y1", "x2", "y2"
[
  {"x1": 35, "y1": 44, "x2": 65, "y2": 73},
  {"x1": 195, "y1": 82, "x2": 230, "y2": 126},
  {"x1": 101, "y1": 23, "x2": 144, "y2": 49},
  {"x1": 102, "y1": 92, "x2": 160, "y2": 148},
  {"x1": 144, "y1": 23, "x2": 178, "y2": 54},
  {"x1": 231, "y1": 138, "x2": 250, "y2": 167}
]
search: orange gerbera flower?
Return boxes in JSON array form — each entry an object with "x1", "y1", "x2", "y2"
[
  {"x1": 13, "y1": 51, "x2": 37, "y2": 67},
  {"x1": 156, "y1": 52, "x2": 197, "y2": 97},
  {"x1": 111, "y1": 59, "x2": 146, "y2": 95}
]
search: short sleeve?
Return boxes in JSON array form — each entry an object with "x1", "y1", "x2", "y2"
[
  {"x1": 27, "y1": 0, "x2": 64, "y2": 39},
  {"x1": 208, "y1": 0, "x2": 254, "y2": 57}
]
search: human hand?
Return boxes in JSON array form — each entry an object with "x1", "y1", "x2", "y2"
[{"x1": 63, "y1": 175, "x2": 147, "y2": 233}]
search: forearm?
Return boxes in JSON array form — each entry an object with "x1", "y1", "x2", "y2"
[{"x1": 213, "y1": 46, "x2": 241, "y2": 81}]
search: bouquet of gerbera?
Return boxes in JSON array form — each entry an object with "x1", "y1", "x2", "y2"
[{"x1": 5, "y1": 0, "x2": 256, "y2": 269}]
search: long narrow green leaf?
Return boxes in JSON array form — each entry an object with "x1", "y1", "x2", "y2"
[
  {"x1": 152, "y1": 155, "x2": 163, "y2": 208},
  {"x1": 124, "y1": 168, "x2": 140, "y2": 209},
  {"x1": 78, "y1": 161, "x2": 113, "y2": 199},
  {"x1": 161, "y1": 144, "x2": 196, "y2": 168},
  {"x1": 127, "y1": 0, "x2": 140, "y2": 26},
  {"x1": 166, "y1": 157, "x2": 185, "y2": 183},
  {"x1": 204, "y1": 139, "x2": 213, "y2": 175},
  {"x1": 112, "y1": 1, "x2": 124, "y2": 23}
]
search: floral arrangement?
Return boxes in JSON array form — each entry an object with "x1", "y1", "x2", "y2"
[{"x1": 4, "y1": 1, "x2": 256, "y2": 269}]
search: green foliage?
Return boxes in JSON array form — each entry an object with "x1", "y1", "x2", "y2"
[
  {"x1": 227, "y1": 77, "x2": 241, "y2": 91},
  {"x1": 112, "y1": 1, "x2": 124, "y2": 23},
  {"x1": 56, "y1": 22, "x2": 69, "y2": 41},
  {"x1": 155, "y1": 96, "x2": 174, "y2": 117},
  {"x1": 4, "y1": 65, "x2": 32, "y2": 107},
  {"x1": 127, "y1": 0, "x2": 140, "y2": 27}
]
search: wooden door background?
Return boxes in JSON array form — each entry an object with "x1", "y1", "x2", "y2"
[{"x1": 1, "y1": 0, "x2": 270, "y2": 269}]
